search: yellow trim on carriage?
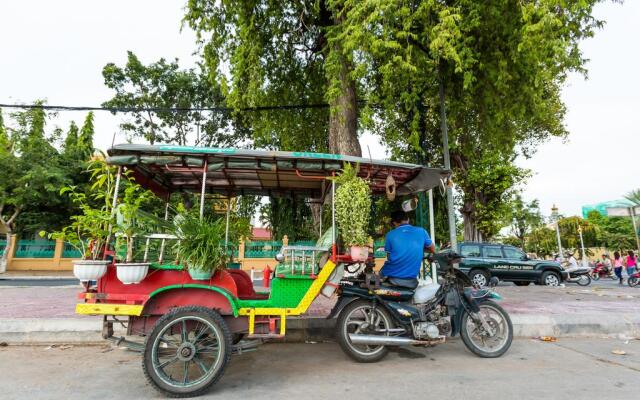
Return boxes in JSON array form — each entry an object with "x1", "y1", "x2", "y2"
[{"x1": 76, "y1": 303, "x2": 144, "y2": 316}]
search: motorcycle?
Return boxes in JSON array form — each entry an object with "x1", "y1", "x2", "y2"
[
  {"x1": 591, "y1": 262, "x2": 615, "y2": 281},
  {"x1": 562, "y1": 264, "x2": 592, "y2": 286},
  {"x1": 330, "y1": 252, "x2": 513, "y2": 362},
  {"x1": 628, "y1": 270, "x2": 640, "y2": 287}
]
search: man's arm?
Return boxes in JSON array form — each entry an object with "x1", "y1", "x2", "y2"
[{"x1": 423, "y1": 229, "x2": 436, "y2": 253}]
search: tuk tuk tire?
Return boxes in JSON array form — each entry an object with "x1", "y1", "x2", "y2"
[{"x1": 142, "y1": 306, "x2": 232, "y2": 398}]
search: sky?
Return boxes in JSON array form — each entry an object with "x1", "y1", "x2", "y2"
[{"x1": 1, "y1": 1, "x2": 639, "y2": 219}]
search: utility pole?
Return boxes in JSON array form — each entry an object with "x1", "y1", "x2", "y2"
[
  {"x1": 551, "y1": 204, "x2": 563, "y2": 261},
  {"x1": 439, "y1": 66, "x2": 457, "y2": 252},
  {"x1": 577, "y1": 225, "x2": 588, "y2": 267}
]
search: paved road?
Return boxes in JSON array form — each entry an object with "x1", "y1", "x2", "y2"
[{"x1": 0, "y1": 338, "x2": 638, "y2": 399}]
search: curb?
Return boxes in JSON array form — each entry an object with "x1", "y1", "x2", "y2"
[
  {"x1": 2, "y1": 314, "x2": 639, "y2": 345},
  {"x1": 0, "y1": 276, "x2": 76, "y2": 281}
]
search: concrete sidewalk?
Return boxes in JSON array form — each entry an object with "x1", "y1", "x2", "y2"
[{"x1": 1, "y1": 284, "x2": 639, "y2": 344}]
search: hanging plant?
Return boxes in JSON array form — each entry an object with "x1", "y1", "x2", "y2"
[{"x1": 334, "y1": 163, "x2": 371, "y2": 259}]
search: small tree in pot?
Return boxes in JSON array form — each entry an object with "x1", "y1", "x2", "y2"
[
  {"x1": 113, "y1": 183, "x2": 154, "y2": 284},
  {"x1": 334, "y1": 163, "x2": 371, "y2": 261}
]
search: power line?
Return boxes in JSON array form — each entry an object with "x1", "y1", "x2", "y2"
[{"x1": 0, "y1": 102, "x2": 369, "y2": 113}]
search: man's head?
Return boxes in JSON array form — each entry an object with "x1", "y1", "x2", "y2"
[{"x1": 390, "y1": 210, "x2": 410, "y2": 227}]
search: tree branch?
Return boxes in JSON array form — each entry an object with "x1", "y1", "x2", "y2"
[{"x1": 6, "y1": 206, "x2": 21, "y2": 226}]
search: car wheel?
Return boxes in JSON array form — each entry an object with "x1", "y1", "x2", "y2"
[
  {"x1": 541, "y1": 271, "x2": 560, "y2": 286},
  {"x1": 514, "y1": 281, "x2": 530, "y2": 287},
  {"x1": 469, "y1": 269, "x2": 490, "y2": 287}
]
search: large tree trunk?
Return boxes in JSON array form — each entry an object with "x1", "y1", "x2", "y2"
[
  {"x1": 328, "y1": 43, "x2": 360, "y2": 156},
  {"x1": 461, "y1": 200, "x2": 484, "y2": 242},
  {"x1": 0, "y1": 231, "x2": 12, "y2": 273}
]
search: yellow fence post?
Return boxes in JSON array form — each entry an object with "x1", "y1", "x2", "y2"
[
  {"x1": 238, "y1": 238, "x2": 245, "y2": 269},
  {"x1": 53, "y1": 238, "x2": 64, "y2": 268},
  {"x1": 6, "y1": 234, "x2": 17, "y2": 271}
]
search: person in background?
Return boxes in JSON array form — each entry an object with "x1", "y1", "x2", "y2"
[
  {"x1": 564, "y1": 251, "x2": 579, "y2": 271},
  {"x1": 601, "y1": 253, "x2": 613, "y2": 276},
  {"x1": 613, "y1": 251, "x2": 624, "y2": 285},
  {"x1": 625, "y1": 250, "x2": 637, "y2": 279}
]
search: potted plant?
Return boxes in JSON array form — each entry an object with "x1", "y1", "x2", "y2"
[
  {"x1": 113, "y1": 183, "x2": 154, "y2": 284},
  {"x1": 44, "y1": 158, "x2": 117, "y2": 281},
  {"x1": 334, "y1": 163, "x2": 372, "y2": 261},
  {"x1": 173, "y1": 213, "x2": 229, "y2": 280}
]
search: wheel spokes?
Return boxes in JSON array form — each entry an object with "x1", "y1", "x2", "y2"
[{"x1": 157, "y1": 355, "x2": 179, "y2": 370}]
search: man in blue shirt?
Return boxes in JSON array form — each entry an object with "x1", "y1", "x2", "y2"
[{"x1": 380, "y1": 210, "x2": 435, "y2": 287}]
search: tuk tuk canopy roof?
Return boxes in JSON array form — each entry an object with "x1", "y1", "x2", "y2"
[{"x1": 106, "y1": 144, "x2": 450, "y2": 199}]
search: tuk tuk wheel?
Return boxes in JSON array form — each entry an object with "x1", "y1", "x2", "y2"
[{"x1": 142, "y1": 306, "x2": 232, "y2": 398}]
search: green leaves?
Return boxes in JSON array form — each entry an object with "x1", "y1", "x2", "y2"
[
  {"x1": 102, "y1": 51, "x2": 234, "y2": 147},
  {"x1": 172, "y1": 213, "x2": 230, "y2": 273},
  {"x1": 334, "y1": 163, "x2": 371, "y2": 246}
]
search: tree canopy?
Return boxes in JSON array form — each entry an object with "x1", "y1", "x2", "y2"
[{"x1": 102, "y1": 51, "x2": 236, "y2": 147}]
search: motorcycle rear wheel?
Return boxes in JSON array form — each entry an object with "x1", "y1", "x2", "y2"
[
  {"x1": 460, "y1": 300, "x2": 513, "y2": 358},
  {"x1": 628, "y1": 277, "x2": 639, "y2": 287},
  {"x1": 576, "y1": 274, "x2": 591, "y2": 286},
  {"x1": 336, "y1": 300, "x2": 393, "y2": 363}
]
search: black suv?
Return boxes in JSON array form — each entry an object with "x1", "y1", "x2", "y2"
[{"x1": 456, "y1": 242, "x2": 567, "y2": 286}]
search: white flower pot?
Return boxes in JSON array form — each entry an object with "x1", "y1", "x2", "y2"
[
  {"x1": 72, "y1": 260, "x2": 110, "y2": 281},
  {"x1": 115, "y1": 263, "x2": 150, "y2": 284},
  {"x1": 350, "y1": 246, "x2": 369, "y2": 262}
]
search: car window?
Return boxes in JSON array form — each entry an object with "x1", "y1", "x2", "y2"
[
  {"x1": 482, "y1": 246, "x2": 503, "y2": 258},
  {"x1": 461, "y1": 245, "x2": 481, "y2": 257},
  {"x1": 503, "y1": 247, "x2": 525, "y2": 260}
]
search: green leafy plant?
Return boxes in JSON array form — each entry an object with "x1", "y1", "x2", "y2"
[
  {"x1": 173, "y1": 213, "x2": 229, "y2": 274},
  {"x1": 113, "y1": 183, "x2": 154, "y2": 263},
  {"x1": 43, "y1": 157, "x2": 118, "y2": 260},
  {"x1": 172, "y1": 201, "x2": 252, "y2": 273},
  {"x1": 334, "y1": 163, "x2": 371, "y2": 247}
]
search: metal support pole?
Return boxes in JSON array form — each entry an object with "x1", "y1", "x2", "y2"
[
  {"x1": 439, "y1": 70, "x2": 457, "y2": 252},
  {"x1": 555, "y1": 223, "x2": 564, "y2": 262},
  {"x1": 199, "y1": 160, "x2": 208, "y2": 220},
  {"x1": 224, "y1": 199, "x2": 231, "y2": 256},
  {"x1": 104, "y1": 166, "x2": 122, "y2": 259},
  {"x1": 159, "y1": 199, "x2": 170, "y2": 263},
  {"x1": 428, "y1": 189, "x2": 437, "y2": 283},
  {"x1": 630, "y1": 207, "x2": 640, "y2": 253},
  {"x1": 331, "y1": 179, "x2": 336, "y2": 258}
]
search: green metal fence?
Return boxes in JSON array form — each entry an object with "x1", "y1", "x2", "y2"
[
  {"x1": 245, "y1": 240, "x2": 283, "y2": 258},
  {"x1": 374, "y1": 239, "x2": 386, "y2": 258},
  {"x1": 14, "y1": 240, "x2": 56, "y2": 258},
  {"x1": 291, "y1": 240, "x2": 316, "y2": 247},
  {"x1": 62, "y1": 242, "x2": 83, "y2": 258}
]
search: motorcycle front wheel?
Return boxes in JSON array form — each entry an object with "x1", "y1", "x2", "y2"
[
  {"x1": 628, "y1": 277, "x2": 639, "y2": 287},
  {"x1": 460, "y1": 300, "x2": 513, "y2": 358},
  {"x1": 591, "y1": 273, "x2": 600, "y2": 281}
]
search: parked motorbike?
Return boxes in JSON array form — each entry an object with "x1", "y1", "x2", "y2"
[
  {"x1": 330, "y1": 252, "x2": 513, "y2": 362},
  {"x1": 591, "y1": 262, "x2": 615, "y2": 281}
]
